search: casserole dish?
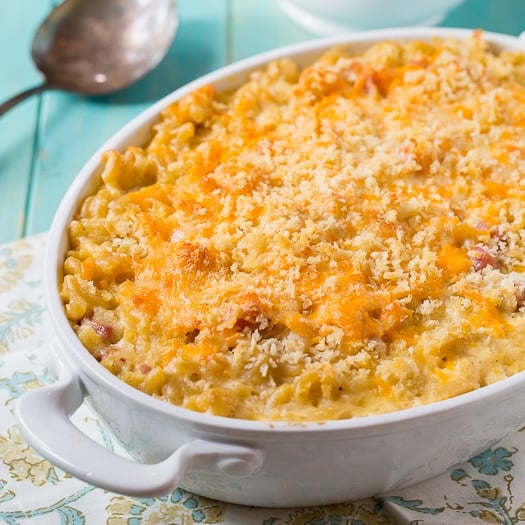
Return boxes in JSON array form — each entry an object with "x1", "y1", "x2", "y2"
[{"x1": 15, "y1": 26, "x2": 525, "y2": 507}]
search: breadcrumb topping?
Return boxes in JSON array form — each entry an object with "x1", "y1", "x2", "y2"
[{"x1": 62, "y1": 33, "x2": 525, "y2": 421}]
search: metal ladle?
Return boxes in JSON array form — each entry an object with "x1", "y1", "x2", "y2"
[{"x1": 0, "y1": 0, "x2": 178, "y2": 116}]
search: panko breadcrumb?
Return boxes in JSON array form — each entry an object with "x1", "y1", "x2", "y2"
[{"x1": 62, "y1": 32, "x2": 525, "y2": 421}]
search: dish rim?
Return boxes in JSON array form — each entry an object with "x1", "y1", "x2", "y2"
[{"x1": 45, "y1": 25, "x2": 525, "y2": 434}]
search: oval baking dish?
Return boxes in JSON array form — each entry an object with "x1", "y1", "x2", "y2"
[{"x1": 15, "y1": 26, "x2": 525, "y2": 507}]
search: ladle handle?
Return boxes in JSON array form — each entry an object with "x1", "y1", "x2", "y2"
[{"x1": 0, "y1": 82, "x2": 55, "y2": 117}]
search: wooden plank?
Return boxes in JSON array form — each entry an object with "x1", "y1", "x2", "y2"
[
  {"x1": 442, "y1": 0, "x2": 525, "y2": 35},
  {"x1": 24, "y1": 0, "x2": 229, "y2": 236},
  {"x1": 0, "y1": 1, "x2": 48, "y2": 242},
  {"x1": 229, "y1": 0, "x2": 314, "y2": 62}
]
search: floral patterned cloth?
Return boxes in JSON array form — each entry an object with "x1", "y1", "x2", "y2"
[{"x1": 1, "y1": 234, "x2": 525, "y2": 525}]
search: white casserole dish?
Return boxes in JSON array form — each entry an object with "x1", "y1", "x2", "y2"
[{"x1": 15, "y1": 26, "x2": 525, "y2": 508}]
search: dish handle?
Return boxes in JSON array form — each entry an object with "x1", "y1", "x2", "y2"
[{"x1": 15, "y1": 368, "x2": 264, "y2": 497}]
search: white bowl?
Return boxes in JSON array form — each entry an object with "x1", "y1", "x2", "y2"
[
  {"x1": 279, "y1": 0, "x2": 466, "y2": 34},
  {"x1": 15, "y1": 27, "x2": 525, "y2": 508}
]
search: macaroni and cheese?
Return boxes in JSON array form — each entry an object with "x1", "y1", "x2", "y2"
[{"x1": 62, "y1": 33, "x2": 525, "y2": 421}]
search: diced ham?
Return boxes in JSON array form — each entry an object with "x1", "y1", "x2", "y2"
[
  {"x1": 471, "y1": 246, "x2": 498, "y2": 271},
  {"x1": 139, "y1": 363, "x2": 152, "y2": 374},
  {"x1": 81, "y1": 318, "x2": 113, "y2": 342},
  {"x1": 475, "y1": 220, "x2": 489, "y2": 231}
]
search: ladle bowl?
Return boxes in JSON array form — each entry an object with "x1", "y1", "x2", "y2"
[{"x1": 0, "y1": 0, "x2": 177, "y2": 116}]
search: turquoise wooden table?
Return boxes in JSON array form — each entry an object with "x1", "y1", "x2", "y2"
[{"x1": 1, "y1": 0, "x2": 525, "y2": 245}]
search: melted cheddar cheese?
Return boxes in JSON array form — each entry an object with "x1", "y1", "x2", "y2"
[{"x1": 62, "y1": 33, "x2": 525, "y2": 421}]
